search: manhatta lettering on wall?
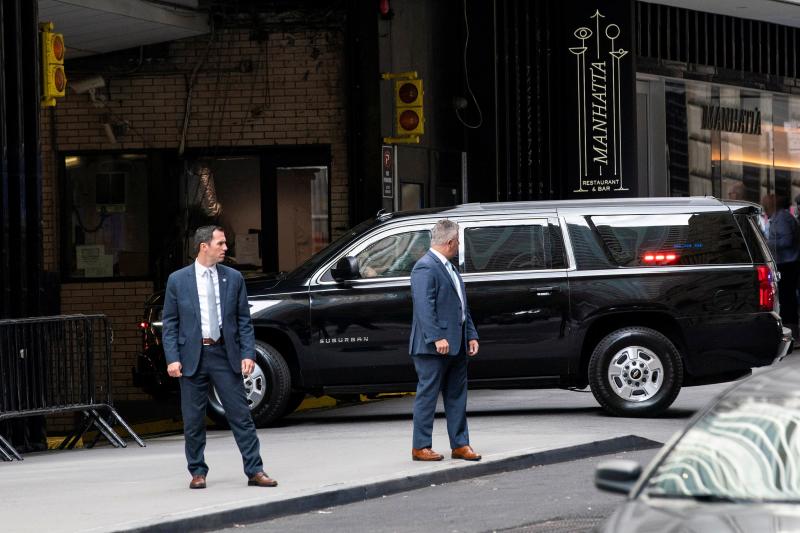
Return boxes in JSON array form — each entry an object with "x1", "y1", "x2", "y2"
[
  {"x1": 701, "y1": 105, "x2": 762, "y2": 135},
  {"x1": 569, "y1": 9, "x2": 629, "y2": 193}
]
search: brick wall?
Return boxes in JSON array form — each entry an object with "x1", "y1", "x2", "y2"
[{"x1": 41, "y1": 28, "x2": 348, "y2": 401}]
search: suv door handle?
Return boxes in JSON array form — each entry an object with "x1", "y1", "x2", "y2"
[{"x1": 530, "y1": 286, "x2": 560, "y2": 294}]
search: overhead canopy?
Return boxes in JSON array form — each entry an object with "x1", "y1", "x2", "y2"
[{"x1": 38, "y1": 0, "x2": 209, "y2": 58}]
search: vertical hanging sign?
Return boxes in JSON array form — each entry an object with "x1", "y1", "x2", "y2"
[
  {"x1": 381, "y1": 145, "x2": 394, "y2": 198},
  {"x1": 566, "y1": 3, "x2": 636, "y2": 196}
]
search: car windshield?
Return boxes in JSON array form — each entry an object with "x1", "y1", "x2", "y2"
[
  {"x1": 282, "y1": 217, "x2": 378, "y2": 281},
  {"x1": 644, "y1": 396, "x2": 800, "y2": 503}
]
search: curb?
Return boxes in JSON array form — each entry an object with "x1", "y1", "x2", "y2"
[{"x1": 123, "y1": 434, "x2": 662, "y2": 533}]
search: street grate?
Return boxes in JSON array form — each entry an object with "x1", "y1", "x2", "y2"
[{"x1": 495, "y1": 516, "x2": 605, "y2": 532}]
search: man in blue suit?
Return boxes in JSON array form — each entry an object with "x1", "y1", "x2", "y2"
[
  {"x1": 409, "y1": 219, "x2": 481, "y2": 462},
  {"x1": 162, "y1": 226, "x2": 278, "y2": 489}
]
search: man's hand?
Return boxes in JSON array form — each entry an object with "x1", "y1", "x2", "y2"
[
  {"x1": 242, "y1": 358, "x2": 255, "y2": 376},
  {"x1": 167, "y1": 362, "x2": 182, "y2": 378},
  {"x1": 434, "y1": 339, "x2": 449, "y2": 355},
  {"x1": 468, "y1": 339, "x2": 479, "y2": 357}
]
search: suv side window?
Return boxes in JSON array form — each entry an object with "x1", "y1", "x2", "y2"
[
  {"x1": 567, "y1": 212, "x2": 751, "y2": 269},
  {"x1": 356, "y1": 230, "x2": 431, "y2": 278},
  {"x1": 734, "y1": 213, "x2": 767, "y2": 264},
  {"x1": 463, "y1": 222, "x2": 552, "y2": 273}
]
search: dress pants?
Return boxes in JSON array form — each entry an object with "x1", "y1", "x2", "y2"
[
  {"x1": 411, "y1": 346, "x2": 469, "y2": 450},
  {"x1": 179, "y1": 343, "x2": 263, "y2": 477}
]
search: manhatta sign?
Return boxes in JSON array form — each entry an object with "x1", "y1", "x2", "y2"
[
  {"x1": 569, "y1": 9, "x2": 630, "y2": 193},
  {"x1": 701, "y1": 105, "x2": 762, "y2": 135}
]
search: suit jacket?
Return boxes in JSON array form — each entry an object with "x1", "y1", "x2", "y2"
[
  {"x1": 409, "y1": 250, "x2": 478, "y2": 356},
  {"x1": 162, "y1": 263, "x2": 255, "y2": 376}
]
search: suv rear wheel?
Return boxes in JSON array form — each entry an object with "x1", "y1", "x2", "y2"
[
  {"x1": 588, "y1": 327, "x2": 683, "y2": 417},
  {"x1": 207, "y1": 340, "x2": 292, "y2": 427}
]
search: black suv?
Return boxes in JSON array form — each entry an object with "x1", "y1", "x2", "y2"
[{"x1": 134, "y1": 197, "x2": 792, "y2": 426}]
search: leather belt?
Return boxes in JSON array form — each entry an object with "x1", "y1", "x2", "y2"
[{"x1": 202, "y1": 335, "x2": 224, "y2": 346}]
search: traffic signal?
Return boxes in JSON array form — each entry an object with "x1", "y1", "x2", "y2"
[
  {"x1": 395, "y1": 79, "x2": 424, "y2": 136},
  {"x1": 40, "y1": 22, "x2": 66, "y2": 107}
]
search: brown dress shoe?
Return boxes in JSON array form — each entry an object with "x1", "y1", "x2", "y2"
[
  {"x1": 451, "y1": 445, "x2": 482, "y2": 461},
  {"x1": 412, "y1": 447, "x2": 444, "y2": 461},
  {"x1": 189, "y1": 474, "x2": 206, "y2": 489},
  {"x1": 248, "y1": 471, "x2": 278, "y2": 487}
]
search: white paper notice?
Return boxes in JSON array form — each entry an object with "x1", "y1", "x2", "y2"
[
  {"x1": 236, "y1": 234, "x2": 261, "y2": 266},
  {"x1": 76, "y1": 245, "x2": 114, "y2": 277}
]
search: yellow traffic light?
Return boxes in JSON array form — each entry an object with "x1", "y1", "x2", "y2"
[
  {"x1": 394, "y1": 79, "x2": 424, "y2": 136},
  {"x1": 40, "y1": 22, "x2": 66, "y2": 107}
]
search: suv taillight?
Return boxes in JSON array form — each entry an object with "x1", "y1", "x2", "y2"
[{"x1": 757, "y1": 265, "x2": 775, "y2": 311}]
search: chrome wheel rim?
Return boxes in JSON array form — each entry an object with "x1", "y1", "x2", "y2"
[
  {"x1": 242, "y1": 362, "x2": 266, "y2": 409},
  {"x1": 211, "y1": 359, "x2": 268, "y2": 412},
  {"x1": 607, "y1": 345, "x2": 664, "y2": 402}
]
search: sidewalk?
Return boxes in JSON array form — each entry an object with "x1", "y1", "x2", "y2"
[{"x1": 0, "y1": 384, "x2": 731, "y2": 533}]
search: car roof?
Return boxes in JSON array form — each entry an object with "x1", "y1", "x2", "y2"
[
  {"x1": 720, "y1": 356, "x2": 800, "y2": 401},
  {"x1": 378, "y1": 196, "x2": 757, "y2": 221}
]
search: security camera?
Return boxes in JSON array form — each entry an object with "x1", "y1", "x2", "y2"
[{"x1": 70, "y1": 75, "x2": 106, "y2": 94}]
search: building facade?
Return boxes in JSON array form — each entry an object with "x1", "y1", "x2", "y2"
[{"x1": 5, "y1": 0, "x2": 800, "y2": 412}]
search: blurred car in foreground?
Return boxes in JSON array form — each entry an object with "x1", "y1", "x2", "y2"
[{"x1": 595, "y1": 354, "x2": 800, "y2": 532}]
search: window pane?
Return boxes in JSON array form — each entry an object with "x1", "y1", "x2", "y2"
[
  {"x1": 357, "y1": 230, "x2": 431, "y2": 278},
  {"x1": 464, "y1": 225, "x2": 548, "y2": 273},
  {"x1": 65, "y1": 154, "x2": 149, "y2": 278},
  {"x1": 588, "y1": 213, "x2": 751, "y2": 267},
  {"x1": 277, "y1": 166, "x2": 330, "y2": 272},
  {"x1": 644, "y1": 398, "x2": 800, "y2": 501}
]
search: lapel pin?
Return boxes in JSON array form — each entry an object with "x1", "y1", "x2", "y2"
[{"x1": 223, "y1": 278, "x2": 227, "y2": 282}]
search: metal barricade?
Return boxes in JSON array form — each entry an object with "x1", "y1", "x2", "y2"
[{"x1": 0, "y1": 314, "x2": 144, "y2": 460}]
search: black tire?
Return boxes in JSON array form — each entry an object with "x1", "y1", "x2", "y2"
[
  {"x1": 207, "y1": 340, "x2": 292, "y2": 427},
  {"x1": 588, "y1": 327, "x2": 683, "y2": 417}
]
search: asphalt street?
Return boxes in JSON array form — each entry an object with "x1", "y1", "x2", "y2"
[{"x1": 214, "y1": 448, "x2": 659, "y2": 533}]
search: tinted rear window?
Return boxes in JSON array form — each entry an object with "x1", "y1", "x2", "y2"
[
  {"x1": 567, "y1": 212, "x2": 752, "y2": 269},
  {"x1": 464, "y1": 224, "x2": 548, "y2": 272}
]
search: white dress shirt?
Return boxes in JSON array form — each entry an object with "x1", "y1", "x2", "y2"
[
  {"x1": 194, "y1": 260, "x2": 221, "y2": 338},
  {"x1": 430, "y1": 249, "x2": 465, "y2": 323}
]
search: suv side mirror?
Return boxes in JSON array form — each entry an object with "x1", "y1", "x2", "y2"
[
  {"x1": 594, "y1": 460, "x2": 642, "y2": 494},
  {"x1": 332, "y1": 256, "x2": 360, "y2": 282}
]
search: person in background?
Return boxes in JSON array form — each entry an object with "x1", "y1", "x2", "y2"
[
  {"x1": 767, "y1": 196, "x2": 800, "y2": 338},
  {"x1": 760, "y1": 194, "x2": 776, "y2": 237},
  {"x1": 726, "y1": 181, "x2": 745, "y2": 201}
]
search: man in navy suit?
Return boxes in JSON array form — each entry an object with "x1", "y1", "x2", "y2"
[
  {"x1": 162, "y1": 226, "x2": 278, "y2": 489},
  {"x1": 409, "y1": 219, "x2": 481, "y2": 462}
]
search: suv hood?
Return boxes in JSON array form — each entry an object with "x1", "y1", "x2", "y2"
[{"x1": 600, "y1": 500, "x2": 800, "y2": 533}]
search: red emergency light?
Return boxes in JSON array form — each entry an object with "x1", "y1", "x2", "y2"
[{"x1": 642, "y1": 252, "x2": 679, "y2": 265}]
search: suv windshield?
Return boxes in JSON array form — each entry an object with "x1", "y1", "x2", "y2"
[{"x1": 643, "y1": 397, "x2": 800, "y2": 503}]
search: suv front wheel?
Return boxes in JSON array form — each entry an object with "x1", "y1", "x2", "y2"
[
  {"x1": 207, "y1": 340, "x2": 292, "y2": 427},
  {"x1": 588, "y1": 327, "x2": 683, "y2": 417}
]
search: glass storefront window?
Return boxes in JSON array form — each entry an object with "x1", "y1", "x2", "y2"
[
  {"x1": 772, "y1": 94, "x2": 800, "y2": 209},
  {"x1": 663, "y1": 78, "x2": 800, "y2": 211},
  {"x1": 64, "y1": 153, "x2": 150, "y2": 279}
]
